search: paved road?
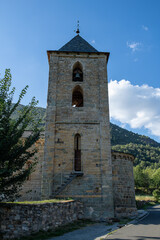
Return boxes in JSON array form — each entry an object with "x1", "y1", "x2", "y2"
[
  {"x1": 48, "y1": 205, "x2": 160, "y2": 240},
  {"x1": 48, "y1": 222, "x2": 116, "y2": 240},
  {"x1": 107, "y1": 205, "x2": 160, "y2": 240}
]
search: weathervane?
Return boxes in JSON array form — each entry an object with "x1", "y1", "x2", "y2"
[{"x1": 76, "y1": 20, "x2": 80, "y2": 35}]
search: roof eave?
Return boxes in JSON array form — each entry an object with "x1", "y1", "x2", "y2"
[{"x1": 47, "y1": 50, "x2": 110, "y2": 63}]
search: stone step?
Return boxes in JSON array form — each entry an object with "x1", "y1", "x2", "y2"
[{"x1": 52, "y1": 172, "x2": 81, "y2": 197}]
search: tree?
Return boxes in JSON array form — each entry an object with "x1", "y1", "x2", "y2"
[
  {"x1": 0, "y1": 69, "x2": 41, "y2": 201},
  {"x1": 152, "y1": 189, "x2": 160, "y2": 201},
  {"x1": 152, "y1": 168, "x2": 160, "y2": 189},
  {"x1": 133, "y1": 165, "x2": 150, "y2": 189}
]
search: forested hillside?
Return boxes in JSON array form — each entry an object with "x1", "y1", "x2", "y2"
[
  {"x1": 11, "y1": 104, "x2": 46, "y2": 128},
  {"x1": 110, "y1": 123, "x2": 160, "y2": 168},
  {"x1": 110, "y1": 123, "x2": 160, "y2": 148},
  {"x1": 12, "y1": 104, "x2": 160, "y2": 168}
]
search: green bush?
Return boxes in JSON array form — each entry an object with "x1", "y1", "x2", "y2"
[{"x1": 152, "y1": 189, "x2": 160, "y2": 201}]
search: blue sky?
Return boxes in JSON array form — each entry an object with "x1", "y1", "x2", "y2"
[{"x1": 0, "y1": 0, "x2": 160, "y2": 142}]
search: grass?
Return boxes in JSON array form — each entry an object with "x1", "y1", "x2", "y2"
[
  {"x1": 118, "y1": 217, "x2": 132, "y2": 225},
  {"x1": 135, "y1": 193, "x2": 160, "y2": 210},
  {"x1": 14, "y1": 219, "x2": 95, "y2": 240},
  {"x1": 5, "y1": 199, "x2": 73, "y2": 204},
  {"x1": 135, "y1": 195, "x2": 155, "y2": 201},
  {"x1": 142, "y1": 201, "x2": 157, "y2": 210},
  {"x1": 106, "y1": 229, "x2": 117, "y2": 236}
]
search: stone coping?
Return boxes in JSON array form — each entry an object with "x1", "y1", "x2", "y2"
[
  {"x1": 0, "y1": 199, "x2": 74, "y2": 206},
  {"x1": 111, "y1": 151, "x2": 135, "y2": 162}
]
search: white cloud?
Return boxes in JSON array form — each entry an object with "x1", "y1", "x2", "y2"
[
  {"x1": 91, "y1": 40, "x2": 95, "y2": 44},
  {"x1": 109, "y1": 80, "x2": 160, "y2": 137},
  {"x1": 142, "y1": 25, "x2": 148, "y2": 31},
  {"x1": 127, "y1": 41, "x2": 141, "y2": 52}
]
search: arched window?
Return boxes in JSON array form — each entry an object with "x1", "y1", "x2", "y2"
[
  {"x1": 72, "y1": 86, "x2": 83, "y2": 107},
  {"x1": 72, "y1": 62, "x2": 83, "y2": 82},
  {"x1": 74, "y1": 134, "x2": 81, "y2": 171}
]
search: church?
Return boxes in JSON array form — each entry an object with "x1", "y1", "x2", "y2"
[{"x1": 20, "y1": 30, "x2": 137, "y2": 220}]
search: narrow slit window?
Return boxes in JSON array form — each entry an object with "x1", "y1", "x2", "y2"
[{"x1": 74, "y1": 134, "x2": 81, "y2": 171}]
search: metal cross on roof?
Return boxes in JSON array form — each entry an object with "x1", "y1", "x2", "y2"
[{"x1": 76, "y1": 20, "x2": 80, "y2": 35}]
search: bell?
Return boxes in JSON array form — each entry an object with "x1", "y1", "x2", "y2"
[{"x1": 75, "y1": 72, "x2": 81, "y2": 81}]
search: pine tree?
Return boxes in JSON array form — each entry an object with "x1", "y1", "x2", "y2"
[{"x1": 0, "y1": 69, "x2": 41, "y2": 201}]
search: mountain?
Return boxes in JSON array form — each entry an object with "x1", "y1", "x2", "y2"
[
  {"x1": 110, "y1": 123, "x2": 160, "y2": 168},
  {"x1": 11, "y1": 104, "x2": 46, "y2": 129},
  {"x1": 110, "y1": 123, "x2": 160, "y2": 148},
  {"x1": 12, "y1": 104, "x2": 160, "y2": 168}
]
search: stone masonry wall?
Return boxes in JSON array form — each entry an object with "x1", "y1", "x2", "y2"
[
  {"x1": 112, "y1": 152, "x2": 137, "y2": 218},
  {"x1": 0, "y1": 200, "x2": 83, "y2": 240},
  {"x1": 42, "y1": 52, "x2": 114, "y2": 220}
]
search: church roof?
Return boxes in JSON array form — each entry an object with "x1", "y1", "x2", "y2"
[{"x1": 58, "y1": 35, "x2": 98, "y2": 53}]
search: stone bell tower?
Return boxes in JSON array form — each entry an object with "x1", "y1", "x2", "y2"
[{"x1": 41, "y1": 31, "x2": 114, "y2": 219}]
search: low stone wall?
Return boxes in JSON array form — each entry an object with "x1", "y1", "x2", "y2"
[{"x1": 0, "y1": 200, "x2": 83, "y2": 240}]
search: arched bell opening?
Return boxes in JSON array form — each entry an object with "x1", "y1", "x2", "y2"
[
  {"x1": 72, "y1": 86, "x2": 83, "y2": 107},
  {"x1": 74, "y1": 134, "x2": 81, "y2": 171},
  {"x1": 72, "y1": 62, "x2": 83, "y2": 82}
]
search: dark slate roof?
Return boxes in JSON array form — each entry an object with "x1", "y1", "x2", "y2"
[{"x1": 58, "y1": 35, "x2": 98, "y2": 53}]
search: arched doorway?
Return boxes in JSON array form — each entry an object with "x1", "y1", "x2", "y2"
[{"x1": 74, "y1": 134, "x2": 81, "y2": 171}]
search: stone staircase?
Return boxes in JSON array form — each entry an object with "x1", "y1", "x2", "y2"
[{"x1": 52, "y1": 172, "x2": 83, "y2": 198}]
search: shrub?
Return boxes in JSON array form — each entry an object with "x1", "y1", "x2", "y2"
[{"x1": 152, "y1": 189, "x2": 160, "y2": 201}]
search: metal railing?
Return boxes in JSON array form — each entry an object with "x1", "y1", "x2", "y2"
[{"x1": 53, "y1": 160, "x2": 72, "y2": 186}]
